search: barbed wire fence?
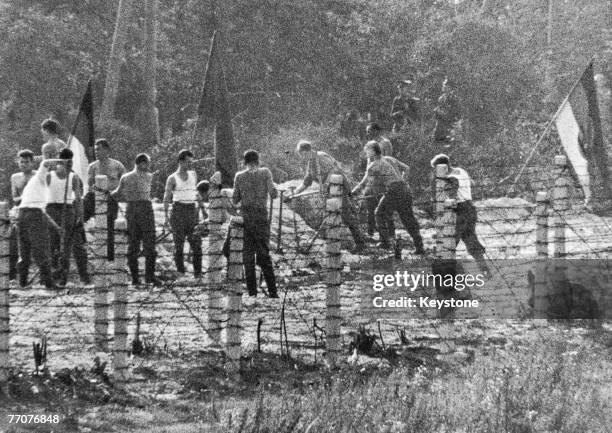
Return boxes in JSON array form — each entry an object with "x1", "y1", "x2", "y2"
[{"x1": 1, "y1": 154, "x2": 612, "y2": 393}]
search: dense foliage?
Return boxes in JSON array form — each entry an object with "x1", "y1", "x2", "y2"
[{"x1": 0, "y1": 0, "x2": 610, "y2": 199}]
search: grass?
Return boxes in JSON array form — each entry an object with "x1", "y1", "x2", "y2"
[{"x1": 3, "y1": 329, "x2": 604, "y2": 433}]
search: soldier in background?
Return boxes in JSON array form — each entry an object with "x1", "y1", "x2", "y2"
[
  {"x1": 9, "y1": 150, "x2": 36, "y2": 282},
  {"x1": 433, "y1": 77, "x2": 461, "y2": 145},
  {"x1": 391, "y1": 80, "x2": 420, "y2": 133}
]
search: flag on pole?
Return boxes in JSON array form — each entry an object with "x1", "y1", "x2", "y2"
[
  {"x1": 554, "y1": 61, "x2": 611, "y2": 204},
  {"x1": 67, "y1": 79, "x2": 94, "y2": 195},
  {"x1": 198, "y1": 31, "x2": 237, "y2": 187}
]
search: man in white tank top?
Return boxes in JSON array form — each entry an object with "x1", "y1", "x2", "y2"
[
  {"x1": 163, "y1": 149, "x2": 205, "y2": 277},
  {"x1": 45, "y1": 148, "x2": 90, "y2": 286},
  {"x1": 430, "y1": 154, "x2": 488, "y2": 273}
]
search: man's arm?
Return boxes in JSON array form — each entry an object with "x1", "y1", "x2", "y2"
[
  {"x1": 117, "y1": 161, "x2": 126, "y2": 179},
  {"x1": 87, "y1": 162, "x2": 96, "y2": 190},
  {"x1": 266, "y1": 169, "x2": 278, "y2": 199},
  {"x1": 162, "y1": 175, "x2": 175, "y2": 224},
  {"x1": 232, "y1": 174, "x2": 241, "y2": 205},
  {"x1": 10, "y1": 175, "x2": 21, "y2": 205},
  {"x1": 294, "y1": 159, "x2": 313, "y2": 195},
  {"x1": 352, "y1": 164, "x2": 372, "y2": 195},
  {"x1": 110, "y1": 175, "x2": 126, "y2": 202},
  {"x1": 396, "y1": 160, "x2": 410, "y2": 177},
  {"x1": 73, "y1": 174, "x2": 84, "y2": 222}
]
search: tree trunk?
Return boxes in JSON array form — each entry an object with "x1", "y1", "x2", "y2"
[
  {"x1": 99, "y1": 0, "x2": 134, "y2": 125},
  {"x1": 141, "y1": 0, "x2": 160, "y2": 146}
]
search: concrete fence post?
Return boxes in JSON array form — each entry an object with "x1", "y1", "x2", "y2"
[
  {"x1": 0, "y1": 202, "x2": 10, "y2": 396},
  {"x1": 434, "y1": 164, "x2": 450, "y2": 255},
  {"x1": 94, "y1": 175, "x2": 109, "y2": 351},
  {"x1": 552, "y1": 155, "x2": 568, "y2": 258},
  {"x1": 440, "y1": 199, "x2": 457, "y2": 260},
  {"x1": 225, "y1": 216, "x2": 244, "y2": 371},
  {"x1": 534, "y1": 191, "x2": 549, "y2": 321},
  {"x1": 111, "y1": 229, "x2": 129, "y2": 384},
  {"x1": 325, "y1": 174, "x2": 343, "y2": 367},
  {"x1": 206, "y1": 190, "x2": 225, "y2": 346},
  {"x1": 437, "y1": 199, "x2": 457, "y2": 348}
]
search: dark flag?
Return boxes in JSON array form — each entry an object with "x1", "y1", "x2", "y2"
[
  {"x1": 554, "y1": 60, "x2": 612, "y2": 207},
  {"x1": 67, "y1": 79, "x2": 94, "y2": 195},
  {"x1": 198, "y1": 31, "x2": 238, "y2": 187}
]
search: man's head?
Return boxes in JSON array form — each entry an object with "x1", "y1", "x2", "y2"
[
  {"x1": 365, "y1": 123, "x2": 382, "y2": 140},
  {"x1": 17, "y1": 149, "x2": 34, "y2": 173},
  {"x1": 40, "y1": 118, "x2": 60, "y2": 141},
  {"x1": 95, "y1": 138, "x2": 111, "y2": 159},
  {"x1": 135, "y1": 153, "x2": 151, "y2": 171},
  {"x1": 430, "y1": 153, "x2": 451, "y2": 169},
  {"x1": 57, "y1": 148, "x2": 74, "y2": 175},
  {"x1": 364, "y1": 140, "x2": 382, "y2": 160},
  {"x1": 243, "y1": 149, "x2": 259, "y2": 167},
  {"x1": 197, "y1": 180, "x2": 210, "y2": 201},
  {"x1": 296, "y1": 140, "x2": 313, "y2": 162},
  {"x1": 177, "y1": 149, "x2": 194, "y2": 169}
]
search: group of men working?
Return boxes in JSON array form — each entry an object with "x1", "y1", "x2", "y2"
[
  {"x1": 7, "y1": 118, "x2": 280, "y2": 296},
  {"x1": 7, "y1": 102, "x2": 486, "y2": 294},
  {"x1": 286, "y1": 130, "x2": 488, "y2": 273}
]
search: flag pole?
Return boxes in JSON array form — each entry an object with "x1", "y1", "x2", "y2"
[
  {"x1": 59, "y1": 78, "x2": 91, "y2": 282},
  {"x1": 505, "y1": 57, "x2": 595, "y2": 193}
]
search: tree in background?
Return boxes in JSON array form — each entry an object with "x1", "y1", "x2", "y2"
[{"x1": 99, "y1": 0, "x2": 134, "y2": 126}]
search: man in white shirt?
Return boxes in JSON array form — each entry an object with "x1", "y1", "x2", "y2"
[
  {"x1": 163, "y1": 149, "x2": 205, "y2": 278},
  {"x1": 46, "y1": 148, "x2": 90, "y2": 286},
  {"x1": 430, "y1": 154, "x2": 488, "y2": 272},
  {"x1": 17, "y1": 156, "x2": 64, "y2": 289}
]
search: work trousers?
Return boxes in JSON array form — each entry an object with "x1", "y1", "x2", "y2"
[
  {"x1": 375, "y1": 181, "x2": 424, "y2": 251},
  {"x1": 46, "y1": 203, "x2": 89, "y2": 283},
  {"x1": 341, "y1": 193, "x2": 366, "y2": 248},
  {"x1": 84, "y1": 192, "x2": 119, "y2": 260},
  {"x1": 455, "y1": 201, "x2": 486, "y2": 260},
  {"x1": 126, "y1": 201, "x2": 156, "y2": 282},
  {"x1": 242, "y1": 206, "x2": 277, "y2": 296},
  {"x1": 9, "y1": 224, "x2": 18, "y2": 280},
  {"x1": 16, "y1": 208, "x2": 53, "y2": 287},
  {"x1": 170, "y1": 202, "x2": 202, "y2": 275}
]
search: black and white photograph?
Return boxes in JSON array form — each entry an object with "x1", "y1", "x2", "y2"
[{"x1": 0, "y1": 0, "x2": 611, "y2": 431}]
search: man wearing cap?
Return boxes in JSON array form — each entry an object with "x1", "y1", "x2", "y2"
[
  {"x1": 430, "y1": 154, "x2": 488, "y2": 272},
  {"x1": 45, "y1": 148, "x2": 90, "y2": 286},
  {"x1": 291, "y1": 140, "x2": 367, "y2": 252},
  {"x1": 233, "y1": 150, "x2": 278, "y2": 297},
  {"x1": 163, "y1": 149, "x2": 205, "y2": 278},
  {"x1": 353, "y1": 141, "x2": 424, "y2": 254},
  {"x1": 16, "y1": 156, "x2": 66, "y2": 289},
  {"x1": 86, "y1": 138, "x2": 126, "y2": 259},
  {"x1": 391, "y1": 80, "x2": 420, "y2": 133},
  {"x1": 433, "y1": 77, "x2": 461, "y2": 145},
  {"x1": 111, "y1": 153, "x2": 158, "y2": 285}
]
